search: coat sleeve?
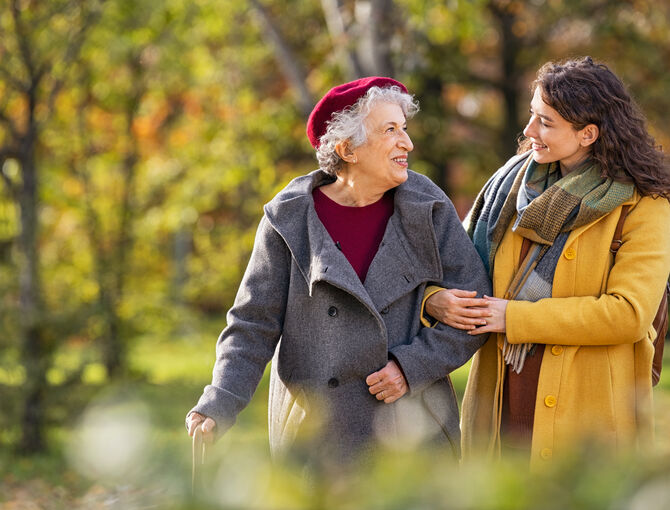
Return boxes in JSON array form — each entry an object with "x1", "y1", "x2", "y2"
[
  {"x1": 187, "y1": 215, "x2": 290, "y2": 437},
  {"x1": 506, "y1": 196, "x2": 670, "y2": 346},
  {"x1": 389, "y1": 198, "x2": 493, "y2": 395}
]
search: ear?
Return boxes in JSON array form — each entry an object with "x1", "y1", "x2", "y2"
[
  {"x1": 579, "y1": 124, "x2": 599, "y2": 147},
  {"x1": 335, "y1": 140, "x2": 357, "y2": 163}
]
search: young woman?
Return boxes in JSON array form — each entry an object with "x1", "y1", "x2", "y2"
[{"x1": 424, "y1": 57, "x2": 670, "y2": 468}]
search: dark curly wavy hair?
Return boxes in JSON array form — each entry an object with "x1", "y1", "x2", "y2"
[{"x1": 518, "y1": 56, "x2": 670, "y2": 200}]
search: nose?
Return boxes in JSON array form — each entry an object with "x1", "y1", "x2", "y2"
[
  {"x1": 399, "y1": 129, "x2": 414, "y2": 152},
  {"x1": 523, "y1": 115, "x2": 538, "y2": 139}
]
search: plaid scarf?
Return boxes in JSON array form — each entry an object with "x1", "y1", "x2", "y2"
[{"x1": 466, "y1": 152, "x2": 635, "y2": 372}]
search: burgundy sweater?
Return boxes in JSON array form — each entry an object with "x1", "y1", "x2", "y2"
[{"x1": 313, "y1": 187, "x2": 394, "y2": 282}]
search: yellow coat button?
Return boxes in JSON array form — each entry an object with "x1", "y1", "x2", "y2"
[
  {"x1": 544, "y1": 395, "x2": 557, "y2": 407},
  {"x1": 551, "y1": 345, "x2": 563, "y2": 356},
  {"x1": 564, "y1": 248, "x2": 576, "y2": 260},
  {"x1": 540, "y1": 448, "x2": 553, "y2": 460}
]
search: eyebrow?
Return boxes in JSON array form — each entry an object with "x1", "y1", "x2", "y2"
[
  {"x1": 530, "y1": 106, "x2": 554, "y2": 123},
  {"x1": 382, "y1": 120, "x2": 407, "y2": 127}
]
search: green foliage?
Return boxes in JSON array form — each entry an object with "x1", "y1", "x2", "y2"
[{"x1": 1, "y1": 0, "x2": 669, "y2": 505}]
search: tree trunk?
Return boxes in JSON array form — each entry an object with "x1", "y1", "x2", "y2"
[
  {"x1": 250, "y1": 0, "x2": 314, "y2": 117},
  {"x1": 489, "y1": 0, "x2": 524, "y2": 154},
  {"x1": 172, "y1": 227, "x2": 191, "y2": 304},
  {"x1": 320, "y1": 0, "x2": 365, "y2": 79},
  {"x1": 368, "y1": 0, "x2": 395, "y2": 77},
  {"x1": 17, "y1": 113, "x2": 47, "y2": 453},
  {"x1": 102, "y1": 117, "x2": 139, "y2": 378}
]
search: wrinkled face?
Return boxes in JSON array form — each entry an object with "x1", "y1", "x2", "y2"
[
  {"x1": 523, "y1": 87, "x2": 593, "y2": 174},
  {"x1": 351, "y1": 102, "x2": 414, "y2": 189}
]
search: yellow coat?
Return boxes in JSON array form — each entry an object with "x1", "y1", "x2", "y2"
[{"x1": 461, "y1": 192, "x2": 670, "y2": 469}]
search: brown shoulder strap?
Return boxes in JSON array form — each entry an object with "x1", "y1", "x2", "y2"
[
  {"x1": 609, "y1": 203, "x2": 668, "y2": 386},
  {"x1": 610, "y1": 204, "x2": 632, "y2": 256},
  {"x1": 519, "y1": 237, "x2": 532, "y2": 265}
]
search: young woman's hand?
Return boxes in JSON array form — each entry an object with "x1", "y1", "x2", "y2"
[
  {"x1": 425, "y1": 288, "x2": 491, "y2": 330},
  {"x1": 467, "y1": 296, "x2": 507, "y2": 335}
]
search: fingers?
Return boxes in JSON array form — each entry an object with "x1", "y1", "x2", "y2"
[
  {"x1": 438, "y1": 289, "x2": 488, "y2": 309},
  {"x1": 467, "y1": 312, "x2": 500, "y2": 334},
  {"x1": 426, "y1": 290, "x2": 490, "y2": 329},
  {"x1": 445, "y1": 319, "x2": 476, "y2": 330},
  {"x1": 456, "y1": 301, "x2": 491, "y2": 313},
  {"x1": 448, "y1": 289, "x2": 478, "y2": 298},
  {"x1": 187, "y1": 412, "x2": 204, "y2": 436},
  {"x1": 201, "y1": 417, "x2": 216, "y2": 443},
  {"x1": 365, "y1": 371, "x2": 381, "y2": 386},
  {"x1": 366, "y1": 360, "x2": 409, "y2": 403},
  {"x1": 446, "y1": 319, "x2": 483, "y2": 330},
  {"x1": 443, "y1": 307, "x2": 492, "y2": 329},
  {"x1": 187, "y1": 412, "x2": 216, "y2": 442},
  {"x1": 467, "y1": 324, "x2": 494, "y2": 335}
]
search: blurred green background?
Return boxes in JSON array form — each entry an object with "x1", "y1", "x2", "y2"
[{"x1": 1, "y1": 0, "x2": 669, "y2": 507}]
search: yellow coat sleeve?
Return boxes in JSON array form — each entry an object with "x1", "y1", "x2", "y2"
[{"x1": 420, "y1": 285, "x2": 446, "y2": 328}]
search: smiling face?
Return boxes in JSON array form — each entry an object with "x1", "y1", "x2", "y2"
[
  {"x1": 349, "y1": 101, "x2": 414, "y2": 191},
  {"x1": 523, "y1": 87, "x2": 598, "y2": 174}
]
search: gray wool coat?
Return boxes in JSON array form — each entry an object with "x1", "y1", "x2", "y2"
[{"x1": 189, "y1": 169, "x2": 491, "y2": 464}]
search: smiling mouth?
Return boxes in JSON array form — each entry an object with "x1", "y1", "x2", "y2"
[
  {"x1": 392, "y1": 156, "x2": 408, "y2": 166},
  {"x1": 532, "y1": 142, "x2": 547, "y2": 150}
]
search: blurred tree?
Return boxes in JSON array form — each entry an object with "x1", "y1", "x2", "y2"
[
  {"x1": 65, "y1": 0, "x2": 196, "y2": 378},
  {"x1": 0, "y1": 0, "x2": 102, "y2": 453}
]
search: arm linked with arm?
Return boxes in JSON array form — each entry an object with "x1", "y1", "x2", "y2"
[{"x1": 390, "y1": 199, "x2": 492, "y2": 395}]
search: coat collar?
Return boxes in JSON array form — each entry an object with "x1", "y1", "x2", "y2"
[
  {"x1": 264, "y1": 169, "x2": 443, "y2": 312},
  {"x1": 566, "y1": 189, "x2": 642, "y2": 243}
]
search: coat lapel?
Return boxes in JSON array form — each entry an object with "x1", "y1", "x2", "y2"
[
  {"x1": 264, "y1": 170, "x2": 376, "y2": 314},
  {"x1": 364, "y1": 180, "x2": 443, "y2": 310},
  {"x1": 264, "y1": 169, "x2": 443, "y2": 316}
]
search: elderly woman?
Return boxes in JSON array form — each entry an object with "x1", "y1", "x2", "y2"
[{"x1": 186, "y1": 77, "x2": 491, "y2": 466}]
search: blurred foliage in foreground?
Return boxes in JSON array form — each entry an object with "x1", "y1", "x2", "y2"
[{"x1": 1, "y1": 330, "x2": 670, "y2": 508}]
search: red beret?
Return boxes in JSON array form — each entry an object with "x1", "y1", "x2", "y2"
[{"x1": 306, "y1": 76, "x2": 408, "y2": 149}]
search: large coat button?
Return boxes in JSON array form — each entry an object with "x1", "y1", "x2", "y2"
[
  {"x1": 544, "y1": 395, "x2": 557, "y2": 408},
  {"x1": 328, "y1": 378, "x2": 339, "y2": 388},
  {"x1": 328, "y1": 306, "x2": 338, "y2": 317}
]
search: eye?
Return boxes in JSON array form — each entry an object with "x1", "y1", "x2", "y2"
[
  {"x1": 386, "y1": 126, "x2": 395, "y2": 133},
  {"x1": 529, "y1": 109, "x2": 548, "y2": 127}
]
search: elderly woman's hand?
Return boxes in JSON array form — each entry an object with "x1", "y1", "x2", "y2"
[
  {"x1": 425, "y1": 288, "x2": 491, "y2": 330},
  {"x1": 187, "y1": 412, "x2": 216, "y2": 443},
  {"x1": 366, "y1": 360, "x2": 408, "y2": 404}
]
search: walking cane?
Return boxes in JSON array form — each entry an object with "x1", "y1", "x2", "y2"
[{"x1": 192, "y1": 426, "x2": 206, "y2": 497}]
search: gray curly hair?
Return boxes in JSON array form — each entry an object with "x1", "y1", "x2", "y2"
[{"x1": 315, "y1": 86, "x2": 420, "y2": 176}]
